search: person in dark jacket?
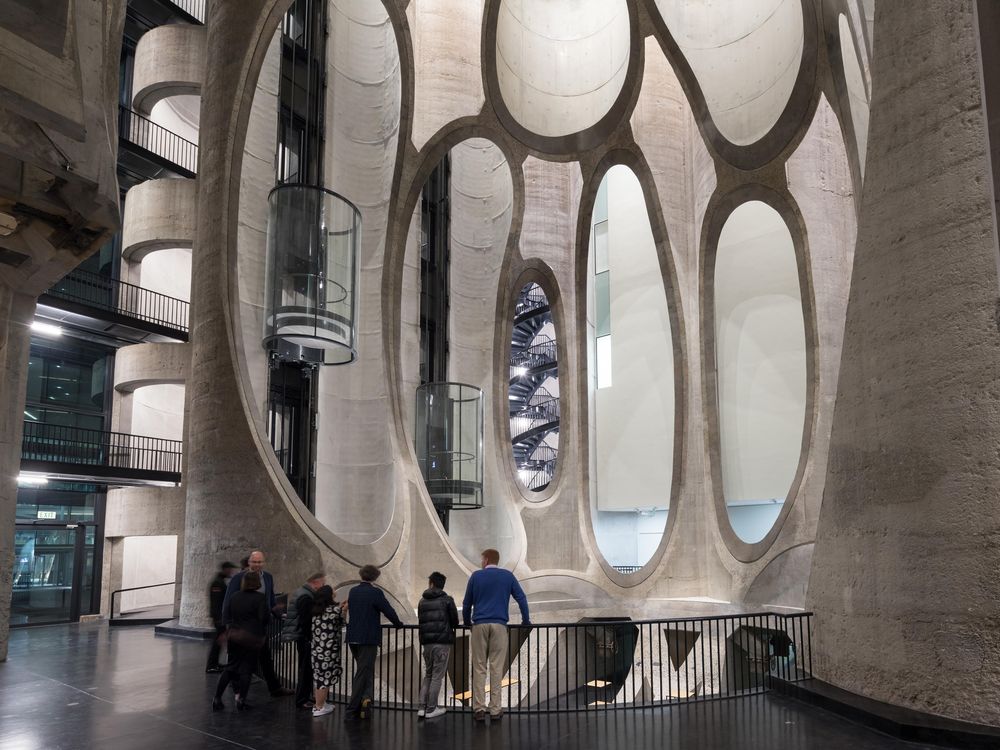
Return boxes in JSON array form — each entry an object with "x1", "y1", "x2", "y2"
[
  {"x1": 206, "y1": 561, "x2": 238, "y2": 673},
  {"x1": 221, "y1": 549, "x2": 292, "y2": 698},
  {"x1": 281, "y1": 572, "x2": 326, "y2": 709},
  {"x1": 213, "y1": 571, "x2": 269, "y2": 712},
  {"x1": 416, "y1": 571, "x2": 459, "y2": 719},
  {"x1": 344, "y1": 564, "x2": 403, "y2": 722}
]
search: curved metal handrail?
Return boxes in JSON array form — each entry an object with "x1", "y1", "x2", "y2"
[{"x1": 110, "y1": 581, "x2": 176, "y2": 620}]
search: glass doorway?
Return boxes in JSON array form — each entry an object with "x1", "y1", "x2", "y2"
[{"x1": 11, "y1": 523, "x2": 86, "y2": 626}]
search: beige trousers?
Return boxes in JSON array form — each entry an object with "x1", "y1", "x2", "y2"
[{"x1": 470, "y1": 623, "x2": 508, "y2": 713}]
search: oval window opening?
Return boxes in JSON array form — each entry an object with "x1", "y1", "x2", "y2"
[
  {"x1": 587, "y1": 166, "x2": 674, "y2": 574},
  {"x1": 714, "y1": 201, "x2": 806, "y2": 544},
  {"x1": 509, "y1": 282, "x2": 559, "y2": 493},
  {"x1": 495, "y1": 0, "x2": 631, "y2": 138},
  {"x1": 653, "y1": 0, "x2": 804, "y2": 146},
  {"x1": 403, "y1": 139, "x2": 516, "y2": 565}
]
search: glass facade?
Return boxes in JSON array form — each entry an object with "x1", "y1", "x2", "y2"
[
  {"x1": 24, "y1": 339, "x2": 112, "y2": 431},
  {"x1": 13, "y1": 483, "x2": 105, "y2": 625}
]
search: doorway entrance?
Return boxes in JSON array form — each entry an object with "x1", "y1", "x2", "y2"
[{"x1": 11, "y1": 522, "x2": 90, "y2": 626}]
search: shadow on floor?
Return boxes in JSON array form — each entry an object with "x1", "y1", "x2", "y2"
[{"x1": 0, "y1": 622, "x2": 943, "y2": 750}]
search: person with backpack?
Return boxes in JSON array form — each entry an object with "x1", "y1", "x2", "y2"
[
  {"x1": 417, "y1": 571, "x2": 459, "y2": 719},
  {"x1": 281, "y1": 571, "x2": 326, "y2": 709}
]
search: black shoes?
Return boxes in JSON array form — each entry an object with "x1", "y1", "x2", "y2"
[
  {"x1": 205, "y1": 666, "x2": 223, "y2": 674},
  {"x1": 211, "y1": 697, "x2": 224, "y2": 711},
  {"x1": 236, "y1": 699, "x2": 252, "y2": 711}
]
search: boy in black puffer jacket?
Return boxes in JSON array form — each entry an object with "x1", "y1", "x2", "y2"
[{"x1": 416, "y1": 571, "x2": 459, "y2": 719}]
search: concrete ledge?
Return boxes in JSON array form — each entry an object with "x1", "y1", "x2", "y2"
[
  {"x1": 132, "y1": 25, "x2": 205, "y2": 114},
  {"x1": 154, "y1": 619, "x2": 214, "y2": 640},
  {"x1": 122, "y1": 179, "x2": 197, "y2": 260},
  {"x1": 772, "y1": 677, "x2": 1000, "y2": 749},
  {"x1": 114, "y1": 342, "x2": 191, "y2": 392}
]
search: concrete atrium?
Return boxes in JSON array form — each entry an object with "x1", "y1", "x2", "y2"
[{"x1": 0, "y1": 0, "x2": 998, "y2": 748}]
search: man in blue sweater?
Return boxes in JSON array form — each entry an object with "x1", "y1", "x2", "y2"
[{"x1": 462, "y1": 548, "x2": 530, "y2": 721}]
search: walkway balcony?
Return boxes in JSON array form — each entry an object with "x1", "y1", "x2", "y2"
[
  {"x1": 38, "y1": 268, "x2": 189, "y2": 343},
  {"x1": 20, "y1": 421, "x2": 182, "y2": 487},
  {"x1": 118, "y1": 105, "x2": 198, "y2": 179}
]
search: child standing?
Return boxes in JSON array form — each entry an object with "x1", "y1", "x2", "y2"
[{"x1": 417, "y1": 571, "x2": 459, "y2": 719}]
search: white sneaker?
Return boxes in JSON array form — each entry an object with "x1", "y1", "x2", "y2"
[
  {"x1": 312, "y1": 704, "x2": 334, "y2": 717},
  {"x1": 417, "y1": 709, "x2": 425, "y2": 718},
  {"x1": 425, "y1": 707, "x2": 446, "y2": 719}
]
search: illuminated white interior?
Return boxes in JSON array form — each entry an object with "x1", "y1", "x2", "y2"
[
  {"x1": 654, "y1": 0, "x2": 804, "y2": 145},
  {"x1": 714, "y1": 201, "x2": 806, "y2": 543},
  {"x1": 495, "y1": 0, "x2": 630, "y2": 137}
]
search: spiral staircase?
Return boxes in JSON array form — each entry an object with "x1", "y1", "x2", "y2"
[{"x1": 509, "y1": 283, "x2": 559, "y2": 491}]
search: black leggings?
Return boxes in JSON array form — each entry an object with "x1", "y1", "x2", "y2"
[{"x1": 214, "y1": 642, "x2": 259, "y2": 701}]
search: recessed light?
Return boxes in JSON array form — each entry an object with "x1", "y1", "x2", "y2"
[{"x1": 31, "y1": 321, "x2": 63, "y2": 337}]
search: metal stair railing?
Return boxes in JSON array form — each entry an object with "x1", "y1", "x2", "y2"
[{"x1": 510, "y1": 336, "x2": 557, "y2": 375}]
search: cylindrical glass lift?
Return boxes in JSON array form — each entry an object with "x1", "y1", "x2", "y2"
[
  {"x1": 415, "y1": 382, "x2": 484, "y2": 530},
  {"x1": 263, "y1": 184, "x2": 361, "y2": 365}
]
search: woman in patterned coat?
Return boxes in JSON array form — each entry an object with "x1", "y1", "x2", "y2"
[{"x1": 310, "y1": 585, "x2": 345, "y2": 717}]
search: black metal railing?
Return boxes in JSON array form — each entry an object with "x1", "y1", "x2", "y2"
[
  {"x1": 518, "y1": 464, "x2": 555, "y2": 491},
  {"x1": 167, "y1": 0, "x2": 206, "y2": 22},
  {"x1": 119, "y1": 106, "x2": 198, "y2": 175},
  {"x1": 515, "y1": 283, "x2": 549, "y2": 319},
  {"x1": 265, "y1": 611, "x2": 812, "y2": 713},
  {"x1": 46, "y1": 268, "x2": 189, "y2": 334},
  {"x1": 510, "y1": 336, "x2": 558, "y2": 375},
  {"x1": 110, "y1": 581, "x2": 176, "y2": 623},
  {"x1": 510, "y1": 390, "x2": 560, "y2": 437},
  {"x1": 21, "y1": 422, "x2": 183, "y2": 475}
]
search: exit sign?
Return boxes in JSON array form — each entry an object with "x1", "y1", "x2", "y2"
[{"x1": 37, "y1": 511, "x2": 57, "y2": 520}]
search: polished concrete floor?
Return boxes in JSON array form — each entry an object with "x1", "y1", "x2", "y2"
[{"x1": 0, "y1": 622, "x2": 941, "y2": 749}]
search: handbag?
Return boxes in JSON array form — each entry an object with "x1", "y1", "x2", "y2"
[{"x1": 227, "y1": 626, "x2": 265, "y2": 650}]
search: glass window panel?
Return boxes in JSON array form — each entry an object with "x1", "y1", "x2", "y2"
[
  {"x1": 594, "y1": 221, "x2": 609, "y2": 273},
  {"x1": 25, "y1": 358, "x2": 42, "y2": 403},
  {"x1": 597, "y1": 335, "x2": 613, "y2": 389},
  {"x1": 594, "y1": 178, "x2": 609, "y2": 223},
  {"x1": 596, "y1": 271, "x2": 611, "y2": 337}
]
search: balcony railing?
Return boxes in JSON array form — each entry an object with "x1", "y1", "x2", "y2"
[
  {"x1": 166, "y1": 0, "x2": 206, "y2": 22},
  {"x1": 46, "y1": 268, "x2": 189, "y2": 335},
  {"x1": 21, "y1": 422, "x2": 182, "y2": 477},
  {"x1": 118, "y1": 106, "x2": 198, "y2": 175},
  {"x1": 263, "y1": 611, "x2": 813, "y2": 713}
]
